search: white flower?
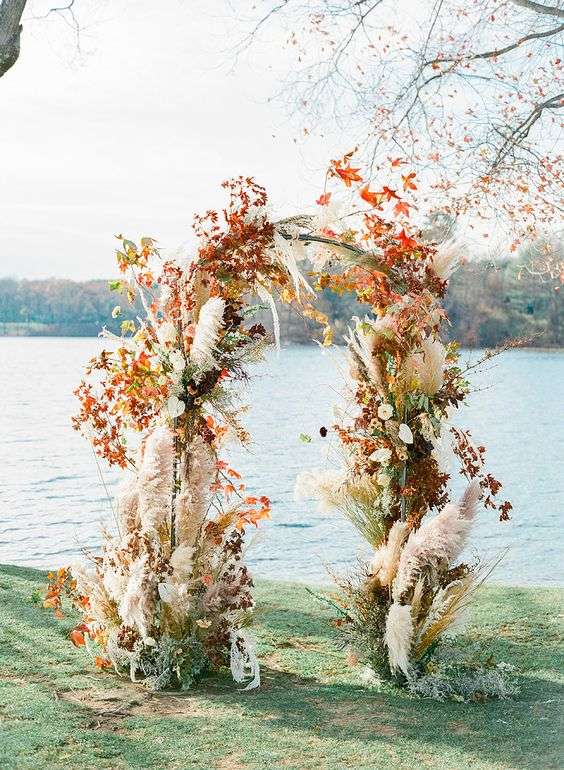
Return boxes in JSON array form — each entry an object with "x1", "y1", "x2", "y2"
[
  {"x1": 378, "y1": 403, "x2": 394, "y2": 421},
  {"x1": 166, "y1": 395, "x2": 186, "y2": 418},
  {"x1": 168, "y1": 349, "x2": 185, "y2": 372},
  {"x1": 157, "y1": 320, "x2": 177, "y2": 346},
  {"x1": 398, "y1": 423, "x2": 414, "y2": 444},
  {"x1": 370, "y1": 447, "x2": 392, "y2": 464},
  {"x1": 144, "y1": 636, "x2": 157, "y2": 647},
  {"x1": 157, "y1": 582, "x2": 175, "y2": 603},
  {"x1": 377, "y1": 472, "x2": 391, "y2": 487}
]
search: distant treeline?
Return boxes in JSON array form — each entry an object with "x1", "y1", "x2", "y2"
[{"x1": 0, "y1": 261, "x2": 561, "y2": 347}]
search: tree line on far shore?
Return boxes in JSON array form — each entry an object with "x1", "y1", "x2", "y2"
[{"x1": 0, "y1": 258, "x2": 561, "y2": 348}]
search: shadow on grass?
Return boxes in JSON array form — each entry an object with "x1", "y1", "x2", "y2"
[{"x1": 1, "y1": 565, "x2": 562, "y2": 770}]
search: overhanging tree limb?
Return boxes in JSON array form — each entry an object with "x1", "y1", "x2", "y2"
[
  {"x1": 0, "y1": 0, "x2": 27, "y2": 78},
  {"x1": 510, "y1": 0, "x2": 564, "y2": 19}
]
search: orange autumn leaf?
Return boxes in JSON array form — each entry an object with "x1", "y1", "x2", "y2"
[
  {"x1": 381, "y1": 186, "x2": 400, "y2": 201},
  {"x1": 316, "y1": 192, "x2": 332, "y2": 205},
  {"x1": 359, "y1": 185, "x2": 384, "y2": 208},
  {"x1": 335, "y1": 165, "x2": 363, "y2": 187},
  {"x1": 390, "y1": 157, "x2": 406, "y2": 167},
  {"x1": 394, "y1": 201, "x2": 411, "y2": 218},
  {"x1": 69, "y1": 629, "x2": 86, "y2": 647},
  {"x1": 397, "y1": 229, "x2": 418, "y2": 249},
  {"x1": 402, "y1": 172, "x2": 417, "y2": 191},
  {"x1": 94, "y1": 656, "x2": 112, "y2": 670}
]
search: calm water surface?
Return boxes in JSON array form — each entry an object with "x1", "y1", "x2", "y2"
[{"x1": 0, "y1": 338, "x2": 562, "y2": 585}]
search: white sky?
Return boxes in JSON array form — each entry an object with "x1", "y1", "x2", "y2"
[{"x1": 1, "y1": 1, "x2": 344, "y2": 280}]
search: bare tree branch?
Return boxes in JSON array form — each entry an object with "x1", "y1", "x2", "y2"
[
  {"x1": 0, "y1": 0, "x2": 27, "y2": 78},
  {"x1": 510, "y1": 0, "x2": 564, "y2": 19},
  {"x1": 425, "y1": 22, "x2": 564, "y2": 67}
]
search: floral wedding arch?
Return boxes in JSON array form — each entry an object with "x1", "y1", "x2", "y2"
[{"x1": 45, "y1": 157, "x2": 511, "y2": 694}]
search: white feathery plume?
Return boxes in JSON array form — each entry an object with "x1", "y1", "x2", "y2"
[
  {"x1": 410, "y1": 575, "x2": 426, "y2": 622},
  {"x1": 385, "y1": 602, "x2": 414, "y2": 676},
  {"x1": 190, "y1": 296, "x2": 225, "y2": 369},
  {"x1": 345, "y1": 319, "x2": 383, "y2": 390},
  {"x1": 256, "y1": 282, "x2": 281, "y2": 352},
  {"x1": 392, "y1": 480, "x2": 481, "y2": 602},
  {"x1": 175, "y1": 435, "x2": 216, "y2": 547},
  {"x1": 102, "y1": 563, "x2": 127, "y2": 604},
  {"x1": 230, "y1": 629, "x2": 261, "y2": 690},
  {"x1": 137, "y1": 426, "x2": 175, "y2": 534},
  {"x1": 169, "y1": 544, "x2": 195, "y2": 580},
  {"x1": 156, "y1": 320, "x2": 177, "y2": 346},
  {"x1": 270, "y1": 230, "x2": 313, "y2": 299},
  {"x1": 116, "y1": 476, "x2": 139, "y2": 534},
  {"x1": 417, "y1": 579, "x2": 468, "y2": 641},
  {"x1": 370, "y1": 521, "x2": 408, "y2": 586},
  {"x1": 430, "y1": 239, "x2": 461, "y2": 281},
  {"x1": 294, "y1": 468, "x2": 347, "y2": 512},
  {"x1": 118, "y1": 555, "x2": 154, "y2": 640},
  {"x1": 403, "y1": 336, "x2": 447, "y2": 395}
]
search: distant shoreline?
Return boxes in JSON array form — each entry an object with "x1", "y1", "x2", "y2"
[{"x1": 2, "y1": 326, "x2": 564, "y2": 353}]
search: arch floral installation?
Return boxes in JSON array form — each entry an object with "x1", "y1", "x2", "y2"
[{"x1": 45, "y1": 157, "x2": 511, "y2": 696}]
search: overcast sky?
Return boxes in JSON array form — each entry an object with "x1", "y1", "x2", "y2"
[{"x1": 1, "y1": 1, "x2": 345, "y2": 280}]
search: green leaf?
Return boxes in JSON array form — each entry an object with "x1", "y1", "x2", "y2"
[
  {"x1": 299, "y1": 433, "x2": 312, "y2": 444},
  {"x1": 108, "y1": 279, "x2": 123, "y2": 292}
]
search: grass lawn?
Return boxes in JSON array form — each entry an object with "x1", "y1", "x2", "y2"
[{"x1": 0, "y1": 564, "x2": 562, "y2": 770}]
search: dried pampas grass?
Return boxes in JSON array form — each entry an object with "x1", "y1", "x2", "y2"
[
  {"x1": 294, "y1": 468, "x2": 348, "y2": 512},
  {"x1": 190, "y1": 296, "x2": 225, "y2": 370},
  {"x1": 116, "y1": 476, "x2": 139, "y2": 534},
  {"x1": 370, "y1": 521, "x2": 408, "y2": 586},
  {"x1": 413, "y1": 576, "x2": 474, "y2": 659},
  {"x1": 175, "y1": 435, "x2": 216, "y2": 547},
  {"x1": 345, "y1": 318, "x2": 385, "y2": 390},
  {"x1": 385, "y1": 602, "x2": 413, "y2": 676},
  {"x1": 392, "y1": 480, "x2": 481, "y2": 602},
  {"x1": 118, "y1": 555, "x2": 154, "y2": 640},
  {"x1": 430, "y1": 239, "x2": 462, "y2": 281},
  {"x1": 403, "y1": 336, "x2": 447, "y2": 396},
  {"x1": 137, "y1": 427, "x2": 175, "y2": 535}
]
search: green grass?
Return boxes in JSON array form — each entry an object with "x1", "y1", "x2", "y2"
[{"x1": 0, "y1": 564, "x2": 562, "y2": 770}]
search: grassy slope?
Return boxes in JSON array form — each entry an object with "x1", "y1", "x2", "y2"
[{"x1": 0, "y1": 565, "x2": 562, "y2": 770}]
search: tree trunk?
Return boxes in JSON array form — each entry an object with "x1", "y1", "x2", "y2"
[{"x1": 0, "y1": 0, "x2": 27, "y2": 79}]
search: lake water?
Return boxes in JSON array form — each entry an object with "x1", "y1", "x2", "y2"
[{"x1": 0, "y1": 338, "x2": 562, "y2": 585}]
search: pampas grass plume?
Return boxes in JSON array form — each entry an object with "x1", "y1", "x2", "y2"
[
  {"x1": 190, "y1": 297, "x2": 225, "y2": 369},
  {"x1": 385, "y1": 602, "x2": 413, "y2": 676}
]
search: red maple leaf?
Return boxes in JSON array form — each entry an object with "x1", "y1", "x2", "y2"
[
  {"x1": 394, "y1": 201, "x2": 411, "y2": 218},
  {"x1": 316, "y1": 192, "x2": 332, "y2": 206},
  {"x1": 359, "y1": 185, "x2": 384, "y2": 207},
  {"x1": 401, "y1": 172, "x2": 417, "y2": 191},
  {"x1": 397, "y1": 229, "x2": 418, "y2": 249},
  {"x1": 381, "y1": 186, "x2": 399, "y2": 201},
  {"x1": 335, "y1": 165, "x2": 363, "y2": 187}
]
